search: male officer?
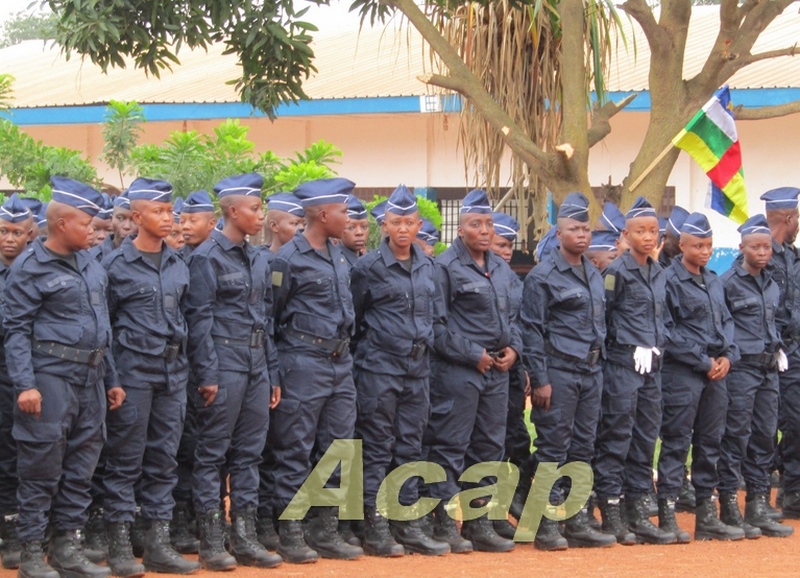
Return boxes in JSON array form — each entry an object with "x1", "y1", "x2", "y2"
[
  {"x1": 488, "y1": 211, "x2": 531, "y2": 538},
  {"x1": 585, "y1": 230, "x2": 618, "y2": 273},
  {"x1": 719, "y1": 214, "x2": 794, "y2": 538},
  {"x1": 0, "y1": 195, "x2": 34, "y2": 570},
  {"x1": 170, "y1": 189, "x2": 217, "y2": 555},
  {"x1": 760, "y1": 188, "x2": 800, "y2": 519},
  {"x1": 415, "y1": 219, "x2": 438, "y2": 257},
  {"x1": 101, "y1": 178, "x2": 200, "y2": 577},
  {"x1": 657, "y1": 213, "x2": 742, "y2": 542},
  {"x1": 341, "y1": 195, "x2": 369, "y2": 267},
  {"x1": 421, "y1": 189, "x2": 519, "y2": 554},
  {"x1": 5, "y1": 176, "x2": 124, "y2": 578},
  {"x1": 263, "y1": 193, "x2": 304, "y2": 255},
  {"x1": 89, "y1": 195, "x2": 114, "y2": 249},
  {"x1": 593, "y1": 196, "x2": 675, "y2": 545},
  {"x1": 658, "y1": 206, "x2": 689, "y2": 268},
  {"x1": 270, "y1": 178, "x2": 363, "y2": 564},
  {"x1": 34, "y1": 204, "x2": 48, "y2": 240},
  {"x1": 521, "y1": 193, "x2": 614, "y2": 551},
  {"x1": 165, "y1": 198, "x2": 185, "y2": 251},
  {"x1": 17, "y1": 199, "x2": 41, "y2": 244},
  {"x1": 91, "y1": 192, "x2": 137, "y2": 262},
  {"x1": 184, "y1": 173, "x2": 282, "y2": 571},
  {"x1": 349, "y1": 185, "x2": 447, "y2": 557}
]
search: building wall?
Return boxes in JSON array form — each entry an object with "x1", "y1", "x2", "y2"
[{"x1": 8, "y1": 108, "x2": 800, "y2": 252}]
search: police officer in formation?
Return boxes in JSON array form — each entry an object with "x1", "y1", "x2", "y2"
[{"x1": 6, "y1": 175, "x2": 800, "y2": 578}]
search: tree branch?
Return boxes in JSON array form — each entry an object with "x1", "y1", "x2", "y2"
[
  {"x1": 390, "y1": 0, "x2": 553, "y2": 178},
  {"x1": 741, "y1": 44, "x2": 799, "y2": 66},
  {"x1": 619, "y1": 0, "x2": 662, "y2": 49},
  {"x1": 588, "y1": 93, "x2": 639, "y2": 147},
  {"x1": 734, "y1": 100, "x2": 800, "y2": 121}
]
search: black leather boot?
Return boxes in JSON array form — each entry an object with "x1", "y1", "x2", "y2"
[
  {"x1": 304, "y1": 507, "x2": 363, "y2": 560},
  {"x1": 228, "y1": 508, "x2": 282, "y2": 567},
  {"x1": 390, "y1": 518, "x2": 449, "y2": 556},
  {"x1": 362, "y1": 507, "x2": 404, "y2": 557},
  {"x1": 695, "y1": 498, "x2": 745, "y2": 541},
  {"x1": 744, "y1": 493, "x2": 794, "y2": 538},
  {"x1": 276, "y1": 520, "x2": 318, "y2": 564},
  {"x1": 461, "y1": 515, "x2": 514, "y2": 553},
  {"x1": 718, "y1": 493, "x2": 761, "y2": 539},
  {"x1": 597, "y1": 497, "x2": 635, "y2": 545},
  {"x1": 47, "y1": 529, "x2": 111, "y2": 578},
  {"x1": 142, "y1": 520, "x2": 201, "y2": 574},
  {"x1": 82, "y1": 508, "x2": 107, "y2": 564},
  {"x1": 0, "y1": 514, "x2": 21, "y2": 568},
  {"x1": 625, "y1": 495, "x2": 676, "y2": 544},
  {"x1": 563, "y1": 508, "x2": 616, "y2": 548},
  {"x1": 197, "y1": 510, "x2": 237, "y2": 571},
  {"x1": 432, "y1": 502, "x2": 472, "y2": 554},
  {"x1": 106, "y1": 522, "x2": 145, "y2": 578},
  {"x1": 18, "y1": 541, "x2": 59, "y2": 578},
  {"x1": 533, "y1": 518, "x2": 567, "y2": 551},
  {"x1": 782, "y1": 490, "x2": 800, "y2": 519},
  {"x1": 656, "y1": 499, "x2": 691, "y2": 543},
  {"x1": 129, "y1": 514, "x2": 146, "y2": 559},
  {"x1": 255, "y1": 509, "x2": 279, "y2": 551},
  {"x1": 170, "y1": 502, "x2": 199, "y2": 555}
]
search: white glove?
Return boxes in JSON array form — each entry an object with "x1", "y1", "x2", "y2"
[
  {"x1": 634, "y1": 346, "x2": 652, "y2": 375},
  {"x1": 777, "y1": 350, "x2": 789, "y2": 373}
]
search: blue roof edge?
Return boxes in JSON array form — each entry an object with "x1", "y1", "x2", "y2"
[{"x1": 2, "y1": 88, "x2": 799, "y2": 126}]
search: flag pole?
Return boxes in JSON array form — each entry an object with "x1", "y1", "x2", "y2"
[{"x1": 627, "y1": 140, "x2": 677, "y2": 193}]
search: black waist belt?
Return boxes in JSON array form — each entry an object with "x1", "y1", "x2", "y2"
[
  {"x1": 34, "y1": 341, "x2": 105, "y2": 368},
  {"x1": 740, "y1": 352, "x2": 777, "y2": 370},
  {"x1": 409, "y1": 341, "x2": 427, "y2": 360},
  {"x1": 213, "y1": 330, "x2": 264, "y2": 349},
  {"x1": 285, "y1": 328, "x2": 349, "y2": 357},
  {"x1": 160, "y1": 343, "x2": 181, "y2": 362},
  {"x1": 545, "y1": 341, "x2": 601, "y2": 365}
]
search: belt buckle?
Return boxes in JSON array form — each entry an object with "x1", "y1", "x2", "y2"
[
  {"x1": 250, "y1": 331, "x2": 264, "y2": 348},
  {"x1": 588, "y1": 349, "x2": 600, "y2": 365},
  {"x1": 411, "y1": 343, "x2": 426, "y2": 360},
  {"x1": 164, "y1": 344, "x2": 180, "y2": 362},
  {"x1": 88, "y1": 349, "x2": 104, "y2": 368},
  {"x1": 332, "y1": 339, "x2": 349, "y2": 358}
]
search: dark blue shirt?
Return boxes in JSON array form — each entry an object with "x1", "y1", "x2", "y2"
[
  {"x1": 89, "y1": 234, "x2": 118, "y2": 263},
  {"x1": 271, "y1": 233, "x2": 355, "y2": 357},
  {"x1": 722, "y1": 260, "x2": 782, "y2": 356},
  {"x1": 767, "y1": 240, "x2": 800, "y2": 348},
  {"x1": 341, "y1": 246, "x2": 360, "y2": 269},
  {"x1": 4, "y1": 239, "x2": 117, "y2": 391},
  {"x1": 521, "y1": 247, "x2": 606, "y2": 387},
  {"x1": 432, "y1": 237, "x2": 522, "y2": 367},
  {"x1": 350, "y1": 239, "x2": 435, "y2": 378},
  {"x1": 603, "y1": 249, "x2": 669, "y2": 352},
  {"x1": 102, "y1": 237, "x2": 190, "y2": 389},
  {"x1": 0, "y1": 262, "x2": 12, "y2": 383},
  {"x1": 664, "y1": 256, "x2": 739, "y2": 372},
  {"x1": 184, "y1": 230, "x2": 277, "y2": 387}
]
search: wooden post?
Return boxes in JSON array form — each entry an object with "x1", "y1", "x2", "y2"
[{"x1": 627, "y1": 141, "x2": 676, "y2": 193}]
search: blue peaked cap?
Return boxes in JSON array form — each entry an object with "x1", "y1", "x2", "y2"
[
  {"x1": 680, "y1": 212, "x2": 712, "y2": 238},
  {"x1": 293, "y1": 178, "x2": 354, "y2": 207},
  {"x1": 182, "y1": 190, "x2": 215, "y2": 214},
  {"x1": 492, "y1": 212, "x2": 520, "y2": 241},
  {"x1": 50, "y1": 176, "x2": 103, "y2": 217},
  {"x1": 127, "y1": 177, "x2": 173, "y2": 202}
]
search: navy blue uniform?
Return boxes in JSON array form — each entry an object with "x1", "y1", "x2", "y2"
[
  {"x1": 350, "y1": 239, "x2": 435, "y2": 508},
  {"x1": 4, "y1": 239, "x2": 116, "y2": 542},
  {"x1": 658, "y1": 256, "x2": 738, "y2": 501},
  {"x1": 185, "y1": 229, "x2": 276, "y2": 514},
  {"x1": 0, "y1": 262, "x2": 17, "y2": 519},
  {"x1": 504, "y1": 274, "x2": 530, "y2": 469},
  {"x1": 593, "y1": 250, "x2": 668, "y2": 499},
  {"x1": 340, "y1": 246, "x2": 359, "y2": 269},
  {"x1": 719, "y1": 260, "x2": 782, "y2": 495},
  {"x1": 101, "y1": 238, "x2": 190, "y2": 523},
  {"x1": 521, "y1": 247, "x2": 605, "y2": 496},
  {"x1": 270, "y1": 233, "x2": 356, "y2": 513},
  {"x1": 422, "y1": 237, "x2": 522, "y2": 501},
  {"x1": 89, "y1": 234, "x2": 117, "y2": 263}
]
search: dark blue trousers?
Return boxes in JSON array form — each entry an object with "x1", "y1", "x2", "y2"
[
  {"x1": 719, "y1": 361, "x2": 779, "y2": 495},
  {"x1": 103, "y1": 383, "x2": 187, "y2": 522},
  {"x1": 13, "y1": 373, "x2": 105, "y2": 542},
  {"x1": 271, "y1": 352, "x2": 356, "y2": 513},
  {"x1": 504, "y1": 363, "x2": 531, "y2": 468},
  {"x1": 657, "y1": 362, "x2": 726, "y2": 501},
  {"x1": 422, "y1": 362, "x2": 508, "y2": 501},
  {"x1": 779, "y1": 348, "x2": 800, "y2": 493},
  {"x1": 355, "y1": 368, "x2": 429, "y2": 508},
  {"x1": 0, "y1": 382, "x2": 18, "y2": 517},
  {"x1": 192, "y1": 368, "x2": 270, "y2": 513},
  {"x1": 593, "y1": 358, "x2": 661, "y2": 499}
]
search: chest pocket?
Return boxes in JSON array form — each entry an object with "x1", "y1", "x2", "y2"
[
  {"x1": 457, "y1": 280, "x2": 493, "y2": 312},
  {"x1": 218, "y1": 270, "x2": 249, "y2": 300},
  {"x1": 298, "y1": 272, "x2": 334, "y2": 302},
  {"x1": 682, "y1": 295, "x2": 709, "y2": 320},
  {"x1": 372, "y1": 285, "x2": 410, "y2": 312},
  {"x1": 731, "y1": 296, "x2": 759, "y2": 313},
  {"x1": 626, "y1": 283, "x2": 652, "y2": 303}
]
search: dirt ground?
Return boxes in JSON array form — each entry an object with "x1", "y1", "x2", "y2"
[{"x1": 4, "y1": 492, "x2": 796, "y2": 578}]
